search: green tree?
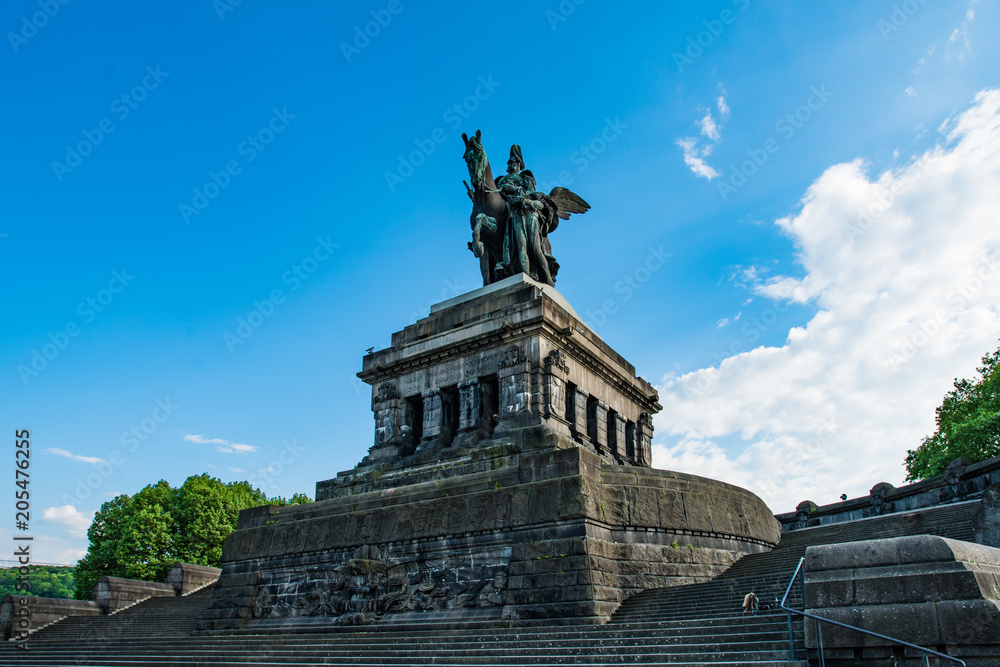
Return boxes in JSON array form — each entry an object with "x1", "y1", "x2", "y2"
[
  {"x1": 905, "y1": 346, "x2": 1000, "y2": 480},
  {"x1": 173, "y1": 475, "x2": 269, "y2": 566},
  {"x1": 74, "y1": 475, "x2": 310, "y2": 599},
  {"x1": 0, "y1": 566, "x2": 76, "y2": 599}
]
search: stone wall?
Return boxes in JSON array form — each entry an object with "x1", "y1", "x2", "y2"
[
  {"x1": 804, "y1": 535, "x2": 1000, "y2": 665},
  {"x1": 200, "y1": 427, "x2": 779, "y2": 632},
  {"x1": 0, "y1": 596, "x2": 101, "y2": 640}
]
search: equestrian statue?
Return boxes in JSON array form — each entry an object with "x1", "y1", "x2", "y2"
[{"x1": 462, "y1": 129, "x2": 590, "y2": 287}]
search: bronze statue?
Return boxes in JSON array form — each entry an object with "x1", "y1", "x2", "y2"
[{"x1": 462, "y1": 130, "x2": 590, "y2": 287}]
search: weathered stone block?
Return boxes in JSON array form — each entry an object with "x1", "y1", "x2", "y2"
[{"x1": 804, "y1": 535, "x2": 1000, "y2": 658}]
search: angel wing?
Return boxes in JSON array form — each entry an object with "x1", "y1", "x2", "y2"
[
  {"x1": 548, "y1": 187, "x2": 590, "y2": 219},
  {"x1": 538, "y1": 187, "x2": 590, "y2": 235}
]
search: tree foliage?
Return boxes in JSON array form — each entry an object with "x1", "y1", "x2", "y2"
[
  {"x1": 74, "y1": 474, "x2": 310, "y2": 599},
  {"x1": 0, "y1": 566, "x2": 76, "y2": 599},
  {"x1": 905, "y1": 346, "x2": 1000, "y2": 481}
]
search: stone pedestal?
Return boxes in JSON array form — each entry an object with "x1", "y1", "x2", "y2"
[
  {"x1": 351, "y1": 274, "x2": 661, "y2": 469},
  {"x1": 199, "y1": 274, "x2": 781, "y2": 632}
]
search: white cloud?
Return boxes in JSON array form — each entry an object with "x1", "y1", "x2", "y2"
[
  {"x1": 698, "y1": 110, "x2": 722, "y2": 142},
  {"x1": 716, "y1": 318, "x2": 730, "y2": 328},
  {"x1": 945, "y1": 1, "x2": 976, "y2": 61},
  {"x1": 676, "y1": 137, "x2": 721, "y2": 180},
  {"x1": 184, "y1": 433, "x2": 258, "y2": 454},
  {"x1": 653, "y1": 89, "x2": 1000, "y2": 514},
  {"x1": 717, "y1": 95, "x2": 730, "y2": 120},
  {"x1": 229, "y1": 467, "x2": 247, "y2": 474},
  {"x1": 677, "y1": 90, "x2": 729, "y2": 181},
  {"x1": 184, "y1": 434, "x2": 228, "y2": 445},
  {"x1": 905, "y1": 86, "x2": 917, "y2": 98},
  {"x1": 41, "y1": 506, "x2": 94, "y2": 540},
  {"x1": 913, "y1": 44, "x2": 936, "y2": 74},
  {"x1": 46, "y1": 447, "x2": 106, "y2": 464}
]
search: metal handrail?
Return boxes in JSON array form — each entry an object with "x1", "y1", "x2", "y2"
[{"x1": 779, "y1": 556, "x2": 965, "y2": 666}]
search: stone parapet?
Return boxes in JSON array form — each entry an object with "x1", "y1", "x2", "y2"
[
  {"x1": 0, "y1": 596, "x2": 101, "y2": 640},
  {"x1": 90, "y1": 577, "x2": 175, "y2": 614},
  {"x1": 164, "y1": 562, "x2": 222, "y2": 596},
  {"x1": 777, "y1": 455, "x2": 1000, "y2": 532}
]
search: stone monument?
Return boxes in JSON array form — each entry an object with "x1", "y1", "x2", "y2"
[{"x1": 198, "y1": 132, "x2": 780, "y2": 633}]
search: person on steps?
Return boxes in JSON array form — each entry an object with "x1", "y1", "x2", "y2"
[{"x1": 742, "y1": 592, "x2": 758, "y2": 615}]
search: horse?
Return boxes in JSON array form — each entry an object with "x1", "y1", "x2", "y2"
[{"x1": 462, "y1": 130, "x2": 507, "y2": 286}]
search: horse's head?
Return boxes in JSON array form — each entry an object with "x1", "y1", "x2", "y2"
[{"x1": 462, "y1": 129, "x2": 488, "y2": 186}]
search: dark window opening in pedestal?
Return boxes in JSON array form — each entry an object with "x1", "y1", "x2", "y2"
[
  {"x1": 566, "y1": 382, "x2": 577, "y2": 426},
  {"x1": 405, "y1": 395, "x2": 424, "y2": 445},
  {"x1": 625, "y1": 420, "x2": 636, "y2": 461},
  {"x1": 441, "y1": 385, "x2": 459, "y2": 446},
  {"x1": 586, "y1": 396, "x2": 599, "y2": 443},
  {"x1": 607, "y1": 409, "x2": 619, "y2": 455},
  {"x1": 479, "y1": 375, "x2": 499, "y2": 436}
]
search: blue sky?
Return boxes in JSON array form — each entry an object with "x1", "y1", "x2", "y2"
[{"x1": 3, "y1": 0, "x2": 999, "y2": 565}]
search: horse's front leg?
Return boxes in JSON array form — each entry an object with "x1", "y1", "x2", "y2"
[{"x1": 469, "y1": 213, "x2": 497, "y2": 258}]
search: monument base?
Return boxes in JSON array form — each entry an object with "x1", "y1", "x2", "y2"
[
  {"x1": 199, "y1": 427, "x2": 778, "y2": 632},
  {"x1": 199, "y1": 276, "x2": 779, "y2": 632}
]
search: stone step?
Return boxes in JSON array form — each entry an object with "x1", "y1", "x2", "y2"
[{"x1": 1, "y1": 659, "x2": 808, "y2": 667}]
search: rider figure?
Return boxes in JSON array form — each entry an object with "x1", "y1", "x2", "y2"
[{"x1": 494, "y1": 145, "x2": 553, "y2": 286}]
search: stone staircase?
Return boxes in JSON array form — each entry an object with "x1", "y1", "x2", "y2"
[{"x1": 0, "y1": 500, "x2": 979, "y2": 666}]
